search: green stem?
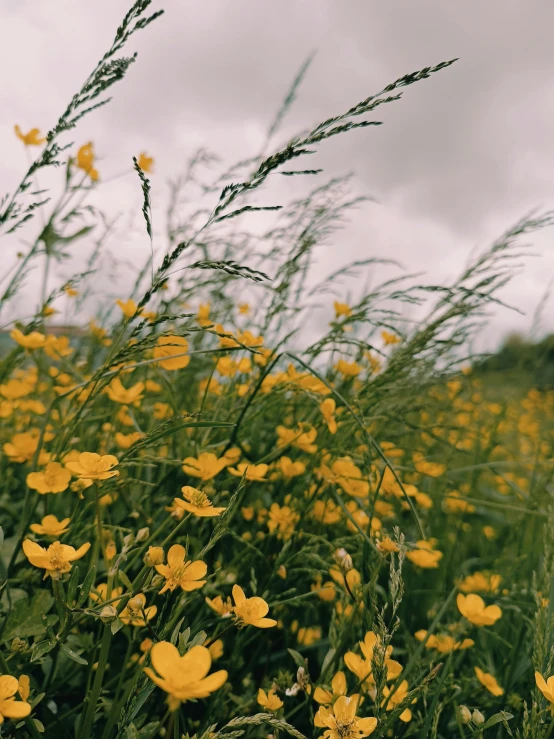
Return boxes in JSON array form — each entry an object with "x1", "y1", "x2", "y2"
[{"x1": 79, "y1": 624, "x2": 112, "y2": 739}]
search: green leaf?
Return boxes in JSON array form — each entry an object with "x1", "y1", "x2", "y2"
[
  {"x1": 118, "y1": 569, "x2": 133, "y2": 591},
  {"x1": 30, "y1": 639, "x2": 56, "y2": 663},
  {"x1": 320, "y1": 647, "x2": 336, "y2": 678},
  {"x1": 59, "y1": 641, "x2": 88, "y2": 665},
  {"x1": 77, "y1": 566, "x2": 96, "y2": 606},
  {"x1": 111, "y1": 617, "x2": 125, "y2": 635},
  {"x1": 287, "y1": 648, "x2": 307, "y2": 669},
  {"x1": 2, "y1": 591, "x2": 56, "y2": 642},
  {"x1": 482, "y1": 712, "x2": 514, "y2": 730}
]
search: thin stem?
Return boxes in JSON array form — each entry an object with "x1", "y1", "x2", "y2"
[{"x1": 79, "y1": 624, "x2": 112, "y2": 739}]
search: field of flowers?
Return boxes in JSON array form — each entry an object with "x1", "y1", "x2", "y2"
[{"x1": 2, "y1": 3, "x2": 554, "y2": 738}]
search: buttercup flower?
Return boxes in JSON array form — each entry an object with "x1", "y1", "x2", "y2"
[
  {"x1": 381, "y1": 679, "x2": 415, "y2": 722},
  {"x1": 14, "y1": 125, "x2": 46, "y2": 146},
  {"x1": 65, "y1": 452, "x2": 119, "y2": 482},
  {"x1": 314, "y1": 695, "x2": 377, "y2": 739},
  {"x1": 137, "y1": 152, "x2": 154, "y2": 173},
  {"x1": 119, "y1": 594, "x2": 157, "y2": 627},
  {"x1": 23, "y1": 539, "x2": 90, "y2": 579},
  {"x1": 205, "y1": 595, "x2": 234, "y2": 617},
  {"x1": 474, "y1": 667, "x2": 503, "y2": 696},
  {"x1": 457, "y1": 594, "x2": 502, "y2": 627},
  {"x1": 334, "y1": 301, "x2": 352, "y2": 318},
  {"x1": 381, "y1": 330, "x2": 401, "y2": 345},
  {"x1": 173, "y1": 486, "x2": 226, "y2": 517},
  {"x1": 535, "y1": 671, "x2": 554, "y2": 715},
  {"x1": 27, "y1": 462, "x2": 71, "y2": 495},
  {"x1": 105, "y1": 377, "x2": 145, "y2": 405},
  {"x1": 229, "y1": 463, "x2": 268, "y2": 481},
  {"x1": 156, "y1": 544, "x2": 207, "y2": 594},
  {"x1": 257, "y1": 687, "x2": 283, "y2": 711},
  {"x1": 116, "y1": 299, "x2": 141, "y2": 318},
  {"x1": 406, "y1": 540, "x2": 443, "y2": 569},
  {"x1": 75, "y1": 142, "x2": 99, "y2": 180},
  {"x1": 30, "y1": 515, "x2": 71, "y2": 537},
  {"x1": 153, "y1": 336, "x2": 190, "y2": 370},
  {"x1": 314, "y1": 670, "x2": 348, "y2": 705},
  {"x1": 0, "y1": 674, "x2": 32, "y2": 724},
  {"x1": 232, "y1": 584, "x2": 276, "y2": 628},
  {"x1": 10, "y1": 329, "x2": 47, "y2": 349},
  {"x1": 182, "y1": 452, "x2": 227, "y2": 481},
  {"x1": 320, "y1": 398, "x2": 338, "y2": 434},
  {"x1": 144, "y1": 642, "x2": 227, "y2": 710}
]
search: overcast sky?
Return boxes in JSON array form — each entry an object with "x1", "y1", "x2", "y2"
[{"x1": 2, "y1": 0, "x2": 554, "y2": 348}]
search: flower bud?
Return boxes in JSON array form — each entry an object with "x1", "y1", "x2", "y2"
[
  {"x1": 457, "y1": 705, "x2": 472, "y2": 724},
  {"x1": 334, "y1": 547, "x2": 353, "y2": 572},
  {"x1": 472, "y1": 709, "x2": 485, "y2": 726},
  {"x1": 10, "y1": 637, "x2": 27, "y2": 653},
  {"x1": 144, "y1": 546, "x2": 164, "y2": 566},
  {"x1": 136, "y1": 527, "x2": 150, "y2": 542},
  {"x1": 100, "y1": 605, "x2": 118, "y2": 623}
]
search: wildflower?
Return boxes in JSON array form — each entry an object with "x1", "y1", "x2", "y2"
[
  {"x1": 64, "y1": 285, "x2": 78, "y2": 297},
  {"x1": 44, "y1": 335, "x2": 73, "y2": 359},
  {"x1": 267, "y1": 503, "x2": 299, "y2": 540},
  {"x1": 277, "y1": 425, "x2": 318, "y2": 454},
  {"x1": 120, "y1": 594, "x2": 157, "y2": 627},
  {"x1": 314, "y1": 695, "x2": 377, "y2": 739},
  {"x1": 153, "y1": 336, "x2": 190, "y2": 370},
  {"x1": 17, "y1": 675, "x2": 30, "y2": 701},
  {"x1": 318, "y1": 456, "x2": 369, "y2": 498},
  {"x1": 457, "y1": 594, "x2": 502, "y2": 627},
  {"x1": 205, "y1": 595, "x2": 234, "y2": 617},
  {"x1": 0, "y1": 674, "x2": 32, "y2": 723},
  {"x1": 137, "y1": 152, "x2": 154, "y2": 173},
  {"x1": 156, "y1": 544, "x2": 207, "y2": 594},
  {"x1": 105, "y1": 377, "x2": 145, "y2": 405},
  {"x1": 229, "y1": 463, "x2": 268, "y2": 481},
  {"x1": 406, "y1": 540, "x2": 443, "y2": 569},
  {"x1": 334, "y1": 301, "x2": 352, "y2": 318},
  {"x1": 182, "y1": 452, "x2": 227, "y2": 481},
  {"x1": 257, "y1": 687, "x2": 283, "y2": 711},
  {"x1": 10, "y1": 329, "x2": 47, "y2": 349},
  {"x1": 276, "y1": 456, "x2": 306, "y2": 478},
  {"x1": 320, "y1": 398, "x2": 338, "y2": 434},
  {"x1": 459, "y1": 572, "x2": 501, "y2": 594},
  {"x1": 535, "y1": 672, "x2": 554, "y2": 715},
  {"x1": 27, "y1": 462, "x2": 71, "y2": 494},
  {"x1": 313, "y1": 500, "x2": 342, "y2": 525},
  {"x1": 314, "y1": 670, "x2": 347, "y2": 705},
  {"x1": 344, "y1": 631, "x2": 402, "y2": 694},
  {"x1": 144, "y1": 546, "x2": 164, "y2": 566},
  {"x1": 381, "y1": 330, "x2": 401, "y2": 345},
  {"x1": 206, "y1": 638, "x2": 224, "y2": 660},
  {"x1": 376, "y1": 536, "x2": 400, "y2": 554},
  {"x1": 232, "y1": 585, "x2": 276, "y2": 628},
  {"x1": 474, "y1": 667, "x2": 503, "y2": 696},
  {"x1": 116, "y1": 299, "x2": 141, "y2": 318},
  {"x1": 14, "y1": 125, "x2": 46, "y2": 146},
  {"x1": 412, "y1": 452, "x2": 445, "y2": 477},
  {"x1": 238, "y1": 302, "x2": 250, "y2": 315},
  {"x1": 144, "y1": 642, "x2": 227, "y2": 710},
  {"x1": 76, "y1": 142, "x2": 99, "y2": 180},
  {"x1": 30, "y1": 515, "x2": 71, "y2": 537},
  {"x1": 381, "y1": 680, "x2": 415, "y2": 722},
  {"x1": 65, "y1": 452, "x2": 119, "y2": 482},
  {"x1": 173, "y1": 486, "x2": 226, "y2": 518},
  {"x1": 23, "y1": 539, "x2": 90, "y2": 579},
  {"x1": 415, "y1": 630, "x2": 474, "y2": 654},
  {"x1": 334, "y1": 359, "x2": 362, "y2": 378},
  {"x1": 197, "y1": 303, "x2": 211, "y2": 326}
]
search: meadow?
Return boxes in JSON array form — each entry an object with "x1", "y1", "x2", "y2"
[{"x1": 2, "y1": 2, "x2": 554, "y2": 738}]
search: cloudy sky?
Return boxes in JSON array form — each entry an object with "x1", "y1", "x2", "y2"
[{"x1": 2, "y1": 0, "x2": 554, "y2": 348}]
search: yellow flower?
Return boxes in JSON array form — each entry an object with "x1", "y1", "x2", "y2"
[
  {"x1": 137, "y1": 152, "x2": 154, "y2": 173},
  {"x1": 318, "y1": 456, "x2": 369, "y2": 498},
  {"x1": 314, "y1": 670, "x2": 347, "y2": 705},
  {"x1": 232, "y1": 584, "x2": 276, "y2": 628},
  {"x1": 334, "y1": 359, "x2": 362, "y2": 378},
  {"x1": 153, "y1": 336, "x2": 190, "y2": 370},
  {"x1": 381, "y1": 680, "x2": 415, "y2": 722},
  {"x1": 144, "y1": 546, "x2": 165, "y2": 566},
  {"x1": 173, "y1": 486, "x2": 226, "y2": 518},
  {"x1": 23, "y1": 539, "x2": 90, "y2": 579},
  {"x1": 474, "y1": 667, "x2": 503, "y2": 696},
  {"x1": 119, "y1": 593, "x2": 157, "y2": 627},
  {"x1": 144, "y1": 642, "x2": 227, "y2": 709},
  {"x1": 314, "y1": 695, "x2": 377, "y2": 739},
  {"x1": 459, "y1": 572, "x2": 501, "y2": 594},
  {"x1": 197, "y1": 303, "x2": 211, "y2": 327},
  {"x1": 376, "y1": 536, "x2": 400, "y2": 554},
  {"x1": 0, "y1": 674, "x2": 32, "y2": 723},
  {"x1": 412, "y1": 452, "x2": 445, "y2": 477},
  {"x1": 238, "y1": 302, "x2": 250, "y2": 315},
  {"x1": 334, "y1": 301, "x2": 352, "y2": 318},
  {"x1": 65, "y1": 452, "x2": 119, "y2": 482},
  {"x1": 535, "y1": 671, "x2": 554, "y2": 715},
  {"x1": 276, "y1": 425, "x2": 318, "y2": 454},
  {"x1": 415, "y1": 630, "x2": 474, "y2": 654},
  {"x1": 182, "y1": 452, "x2": 227, "y2": 481},
  {"x1": 44, "y1": 335, "x2": 73, "y2": 359},
  {"x1": 457, "y1": 594, "x2": 502, "y2": 627},
  {"x1": 64, "y1": 285, "x2": 78, "y2": 297},
  {"x1": 267, "y1": 503, "x2": 299, "y2": 540},
  {"x1": 10, "y1": 329, "x2": 47, "y2": 349},
  {"x1": 76, "y1": 142, "x2": 99, "y2": 180},
  {"x1": 229, "y1": 463, "x2": 268, "y2": 481},
  {"x1": 381, "y1": 330, "x2": 401, "y2": 345},
  {"x1": 116, "y1": 299, "x2": 141, "y2": 318},
  {"x1": 344, "y1": 631, "x2": 402, "y2": 693},
  {"x1": 320, "y1": 398, "x2": 338, "y2": 434},
  {"x1": 17, "y1": 675, "x2": 30, "y2": 701},
  {"x1": 155, "y1": 544, "x2": 207, "y2": 594},
  {"x1": 205, "y1": 595, "x2": 234, "y2": 617},
  {"x1": 406, "y1": 540, "x2": 443, "y2": 569},
  {"x1": 26, "y1": 462, "x2": 71, "y2": 495},
  {"x1": 30, "y1": 515, "x2": 71, "y2": 537},
  {"x1": 14, "y1": 125, "x2": 46, "y2": 146},
  {"x1": 257, "y1": 687, "x2": 283, "y2": 711},
  {"x1": 105, "y1": 377, "x2": 145, "y2": 405}
]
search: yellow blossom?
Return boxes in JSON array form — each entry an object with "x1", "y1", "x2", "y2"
[
  {"x1": 0, "y1": 674, "x2": 32, "y2": 723},
  {"x1": 76, "y1": 142, "x2": 99, "y2": 180},
  {"x1": 137, "y1": 152, "x2": 154, "y2": 173},
  {"x1": 381, "y1": 680, "x2": 415, "y2": 722},
  {"x1": 144, "y1": 642, "x2": 227, "y2": 710},
  {"x1": 23, "y1": 539, "x2": 90, "y2": 579},
  {"x1": 182, "y1": 452, "x2": 227, "y2": 481},
  {"x1": 381, "y1": 330, "x2": 401, "y2": 345},
  {"x1": 65, "y1": 452, "x2": 119, "y2": 482},
  {"x1": 314, "y1": 670, "x2": 347, "y2": 705},
  {"x1": 30, "y1": 515, "x2": 71, "y2": 537},
  {"x1": 314, "y1": 695, "x2": 377, "y2": 739},
  {"x1": 232, "y1": 585, "x2": 276, "y2": 628},
  {"x1": 156, "y1": 544, "x2": 207, "y2": 594},
  {"x1": 173, "y1": 486, "x2": 226, "y2": 518},
  {"x1": 474, "y1": 667, "x2": 503, "y2": 696},
  {"x1": 334, "y1": 359, "x2": 362, "y2": 378},
  {"x1": 406, "y1": 540, "x2": 443, "y2": 569},
  {"x1": 153, "y1": 336, "x2": 190, "y2": 370},
  {"x1": 10, "y1": 329, "x2": 47, "y2": 349},
  {"x1": 535, "y1": 671, "x2": 554, "y2": 715},
  {"x1": 27, "y1": 462, "x2": 71, "y2": 494},
  {"x1": 320, "y1": 398, "x2": 338, "y2": 434},
  {"x1": 14, "y1": 125, "x2": 46, "y2": 146},
  {"x1": 457, "y1": 593, "x2": 502, "y2": 627},
  {"x1": 105, "y1": 377, "x2": 145, "y2": 405},
  {"x1": 257, "y1": 687, "x2": 283, "y2": 711},
  {"x1": 267, "y1": 502, "x2": 299, "y2": 539},
  {"x1": 333, "y1": 301, "x2": 352, "y2": 318},
  {"x1": 205, "y1": 595, "x2": 234, "y2": 617},
  {"x1": 229, "y1": 463, "x2": 268, "y2": 481}
]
